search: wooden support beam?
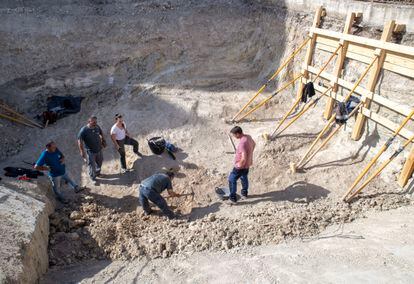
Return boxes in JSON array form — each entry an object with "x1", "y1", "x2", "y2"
[
  {"x1": 315, "y1": 36, "x2": 414, "y2": 78},
  {"x1": 294, "y1": 7, "x2": 325, "y2": 102},
  {"x1": 351, "y1": 21, "x2": 396, "y2": 141},
  {"x1": 310, "y1": 27, "x2": 414, "y2": 57},
  {"x1": 323, "y1": 12, "x2": 356, "y2": 119},
  {"x1": 305, "y1": 65, "x2": 413, "y2": 118},
  {"x1": 399, "y1": 144, "x2": 414, "y2": 187}
]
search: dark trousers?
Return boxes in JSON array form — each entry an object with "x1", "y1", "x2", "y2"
[
  {"x1": 86, "y1": 150, "x2": 103, "y2": 180},
  {"x1": 228, "y1": 167, "x2": 249, "y2": 201},
  {"x1": 117, "y1": 136, "x2": 139, "y2": 169},
  {"x1": 139, "y1": 185, "x2": 174, "y2": 218}
]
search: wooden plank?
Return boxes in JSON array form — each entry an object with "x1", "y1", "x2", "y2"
[
  {"x1": 316, "y1": 36, "x2": 414, "y2": 78},
  {"x1": 352, "y1": 21, "x2": 396, "y2": 141},
  {"x1": 305, "y1": 65, "x2": 413, "y2": 117},
  {"x1": 360, "y1": 108, "x2": 414, "y2": 140},
  {"x1": 310, "y1": 27, "x2": 414, "y2": 57},
  {"x1": 323, "y1": 12, "x2": 357, "y2": 119},
  {"x1": 398, "y1": 144, "x2": 414, "y2": 187},
  {"x1": 296, "y1": 6, "x2": 325, "y2": 102}
]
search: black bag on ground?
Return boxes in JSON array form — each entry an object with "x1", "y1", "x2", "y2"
[
  {"x1": 3, "y1": 167, "x2": 44, "y2": 178},
  {"x1": 148, "y1": 137, "x2": 166, "y2": 155}
]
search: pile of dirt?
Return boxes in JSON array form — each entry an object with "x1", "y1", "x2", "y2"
[{"x1": 48, "y1": 189, "x2": 412, "y2": 266}]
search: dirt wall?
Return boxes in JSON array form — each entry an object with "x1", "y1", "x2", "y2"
[{"x1": 0, "y1": 183, "x2": 54, "y2": 284}]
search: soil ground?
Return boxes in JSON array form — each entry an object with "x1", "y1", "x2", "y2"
[{"x1": 42, "y1": 205, "x2": 414, "y2": 283}]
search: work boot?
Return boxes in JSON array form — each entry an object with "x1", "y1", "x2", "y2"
[
  {"x1": 74, "y1": 186, "x2": 85, "y2": 193},
  {"x1": 57, "y1": 197, "x2": 69, "y2": 204},
  {"x1": 227, "y1": 197, "x2": 237, "y2": 205},
  {"x1": 241, "y1": 191, "x2": 248, "y2": 200},
  {"x1": 143, "y1": 209, "x2": 153, "y2": 216}
]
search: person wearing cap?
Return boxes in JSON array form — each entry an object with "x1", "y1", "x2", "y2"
[
  {"x1": 34, "y1": 141, "x2": 83, "y2": 203},
  {"x1": 78, "y1": 116, "x2": 106, "y2": 184},
  {"x1": 110, "y1": 114, "x2": 141, "y2": 173},
  {"x1": 138, "y1": 171, "x2": 180, "y2": 219}
]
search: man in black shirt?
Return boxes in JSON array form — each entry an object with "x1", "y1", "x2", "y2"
[{"x1": 78, "y1": 116, "x2": 106, "y2": 184}]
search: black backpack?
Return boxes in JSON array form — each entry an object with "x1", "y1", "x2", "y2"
[{"x1": 148, "y1": 137, "x2": 166, "y2": 155}]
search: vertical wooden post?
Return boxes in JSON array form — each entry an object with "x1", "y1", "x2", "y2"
[
  {"x1": 351, "y1": 21, "x2": 396, "y2": 140},
  {"x1": 294, "y1": 7, "x2": 325, "y2": 101},
  {"x1": 398, "y1": 144, "x2": 414, "y2": 187},
  {"x1": 323, "y1": 12, "x2": 358, "y2": 119}
]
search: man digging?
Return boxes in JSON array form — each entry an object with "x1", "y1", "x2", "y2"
[
  {"x1": 78, "y1": 116, "x2": 106, "y2": 185},
  {"x1": 228, "y1": 126, "x2": 256, "y2": 204},
  {"x1": 138, "y1": 171, "x2": 180, "y2": 219}
]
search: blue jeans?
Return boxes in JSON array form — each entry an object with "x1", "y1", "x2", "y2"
[
  {"x1": 139, "y1": 185, "x2": 174, "y2": 218},
  {"x1": 86, "y1": 150, "x2": 103, "y2": 180},
  {"x1": 228, "y1": 167, "x2": 249, "y2": 201},
  {"x1": 48, "y1": 173, "x2": 78, "y2": 201}
]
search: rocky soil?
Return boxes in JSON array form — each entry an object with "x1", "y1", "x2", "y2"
[{"x1": 47, "y1": 188, "x2": 412, "y2": 266}]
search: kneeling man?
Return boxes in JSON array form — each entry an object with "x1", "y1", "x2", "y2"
[{"x1": 139, "y1": 172, "x2": 180, "y2": 219}]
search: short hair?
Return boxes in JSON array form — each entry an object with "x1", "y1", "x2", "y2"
[
  {"x1": 166, "y1": 171, "x2": 175, "y2": 178},
  {"x1": 230, "y1": 126, "x2": 243, "y2": 135},
  {"x1": 45, "y1": 141, "x2": 55, "y2": 148},
  {"x1": 115, "y1": 113, "x2": 122, "y2": 120},
  {"x1": 89, "y1": 115, "x2": 97, "y2": 120}
]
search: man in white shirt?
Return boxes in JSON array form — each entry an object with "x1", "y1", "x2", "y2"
[{"x1": 110, "y1": 114, "x2": 142, "y2": 173}]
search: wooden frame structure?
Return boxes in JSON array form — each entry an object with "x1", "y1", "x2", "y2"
[{"x1": 296, "y1": 7, "x2": 414, "y2": 187}]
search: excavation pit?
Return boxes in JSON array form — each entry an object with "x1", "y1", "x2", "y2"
[{"x1": 0, "y1": 1, "x2": 414, "y2": 283}]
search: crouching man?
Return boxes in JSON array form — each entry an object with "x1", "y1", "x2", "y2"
[
  {"x1": 34, "y1": 141, "x2": 83, "y2": 203},
  {"x1": 139, "y1": 172, "x2": 180, "y2": 219}
]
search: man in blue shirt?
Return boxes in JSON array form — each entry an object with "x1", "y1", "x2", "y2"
[
  {"x1": 35, "y1": 141, "x2": 82, "y2": 203},
  {"x1": 139, "y1": 172, "x2": 180, "y2": 219}
]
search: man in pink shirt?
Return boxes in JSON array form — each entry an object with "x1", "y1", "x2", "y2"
[{"x1": 228, "y1": 126, "x2": 256, "y2": 204}]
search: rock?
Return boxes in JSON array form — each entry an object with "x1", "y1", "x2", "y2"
[
  {"x1": 70, "y1": 211, "x2": 82, "y2": 220},
  {"x1": 68, "y1": 232, "x2": 80, "y2": 241},
  {"x1": 208, "y1": 213, "x2": 216, "y2": 222},
  {"x1": 222, "y1": 240, "x2": 232, "y2": 250},
  {"x1": 158, "y1": 242, "x2": 166, "y2": 253},
  {"x1": 73, "y1": 219, "x2": 86, "y2": 227}
]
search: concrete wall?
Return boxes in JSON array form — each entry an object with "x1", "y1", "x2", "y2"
[{"x1": 281, "y1": 0, "x2": 414, "y2": 32}]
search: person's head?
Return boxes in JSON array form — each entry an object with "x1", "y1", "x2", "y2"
[
  {"x1": 88, "y1": 116, "x2": 98, "y2": 127},
  {"x1": 45, "y1": 141, "x2": 57, "y2": 152},
  {"x1": 115, "y1": 113, "x2": 124, "y2": 124},
  {"x1": 166, "y1": 171, "x2": 175, "y2": 180},
  {"x1": 230, "y1": 126, "x2": 244, "y2": 139}
]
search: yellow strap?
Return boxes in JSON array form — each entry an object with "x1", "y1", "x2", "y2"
[{"x1": 236, "y1": 73, "x2": 302, "y2": 122}]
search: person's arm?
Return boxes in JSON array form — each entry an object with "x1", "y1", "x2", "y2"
[
  {"x1": 34, "y1": 152, "x2": 49, "y2": 171},
  {"x1": 237, "y1": 150, "x2": 247, "y2": 168},
  {"x1": 111, "y1": 133, "x2": 120, "y2": 150},
  {"x1": 99, "y1": 126, "x2": 107, "y2": 147},
  {"x1": 167, "y1": 189, "x2": 180, "y2": 197},
  {"x1": 34, "y1": 164, "x2": 49, "y2": 171},
  {"x1": 166, "y1": 179, "x2": 180, "y2": 197},
  {"x1": 78, "y1": 140, "x2": 86, "y2": 161}
]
